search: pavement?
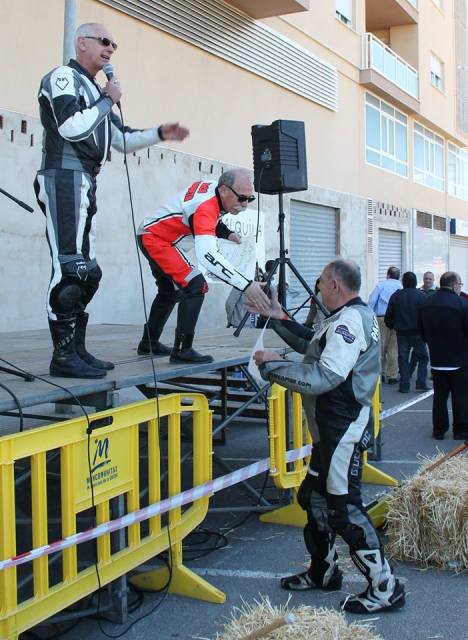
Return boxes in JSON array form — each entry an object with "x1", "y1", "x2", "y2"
[{"x1": 13, "y1": 380, "x2": 468, "y2": 640}]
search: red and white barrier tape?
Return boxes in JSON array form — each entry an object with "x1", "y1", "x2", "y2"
[
  {"x1": 380, "y1": 389, "x2": 433, "y2": 420},
  {"x1": 0, "y1": 392, "x2": 429, "y2": 571},
  {"x1": 0, "y1": 445, "x2": 311, "y2": 571}
]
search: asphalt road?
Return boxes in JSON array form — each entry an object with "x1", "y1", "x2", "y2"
[{"x1": 19, "y1": 382, "x2": 468, "y2": 640}]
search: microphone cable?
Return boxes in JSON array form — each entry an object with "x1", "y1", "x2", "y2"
[
  {"x1": 0, "y1": 103, "x2": 173, "y2": 637},
  {"x1": 86, "y1": 101, "x2": 173, "y2": 639},
  {"x1": 0, "y1": 381, "x2": 24, "y2": 432}
]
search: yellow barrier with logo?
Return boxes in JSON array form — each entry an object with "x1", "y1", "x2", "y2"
[
  {"x1": 0, "y1": 394, "x2": 224, "y2": 640},
  {"x1": 261, "y1": 382, "x2": 397, "y2": 528}
]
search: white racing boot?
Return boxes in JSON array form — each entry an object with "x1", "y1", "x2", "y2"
[{"x1": 341, "y1": 549, "x2": 405, "y2": 613}]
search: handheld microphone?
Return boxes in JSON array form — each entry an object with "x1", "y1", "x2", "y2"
[{"x1": 102, "y1": 63, "x2": 120, "y2": 107}]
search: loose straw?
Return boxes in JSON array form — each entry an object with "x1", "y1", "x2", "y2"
[{"x1": 238, "y1": 614, "x2": 295, "y2": 640}]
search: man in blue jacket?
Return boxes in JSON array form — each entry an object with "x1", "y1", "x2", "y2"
[
  {"x1": 419, "y1": 272, "x2": 468, "y2": 440},
  {"x1": 384, "y1": 272, "x2": 428, "y2": 393},
  {"x1": 368, "y1": 267, "x2": 402, "y2": 384}
]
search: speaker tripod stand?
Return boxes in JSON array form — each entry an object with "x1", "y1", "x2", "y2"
[{"x1": 233, "y1": 192, "x2": 328, "y2": 337}]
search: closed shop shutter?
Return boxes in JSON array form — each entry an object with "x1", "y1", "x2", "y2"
[
  {"x1": 378, "y1": 229, "x2": 403, "y2": 280},
  {"x1": 450, "y1": 235, "x2": 468, "y2": 287},
  {"x1": 288, "y1": 200, "x2": 337, "y2": 321}
]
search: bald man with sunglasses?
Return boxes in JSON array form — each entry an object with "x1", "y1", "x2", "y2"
[
  {"x1": 34, "y1": 22, "x2": 189, "y2": 379},
  {"x1": 136, "y1": 169, "x2": 271, "y2": 363}
]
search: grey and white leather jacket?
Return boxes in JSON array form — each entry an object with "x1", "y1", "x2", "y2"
[{"x1": 260, "y1": 298, "x2": 380, "y2": 431}]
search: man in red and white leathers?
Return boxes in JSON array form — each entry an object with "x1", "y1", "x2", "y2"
[{"x1": 136, "y1": 168, "x2": 270, "y2": 363}]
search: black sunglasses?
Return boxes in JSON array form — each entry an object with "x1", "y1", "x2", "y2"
[
  {"x1": 226, "y1": 185, "x2": 256, "y2": 203},
  {"x1": 84, "y1": 36, "x2": 118, "y2": 51}
]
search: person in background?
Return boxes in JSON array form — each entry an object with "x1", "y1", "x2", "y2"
[
  {"x1": 368, "y1": 267, "x2": 402, "y2": 384},
  {"x1": 384, "y1": 272, "x2": 429, "y2": 393},
  {"x1": 419, "y1": 272, "x2": 468, "y2": 441},
  {"x1": 420, "y1": 271, "x2": 437, "y2": 295},
  {"x1": 304, "y1": 277, "x2": 327, "y2": 327},
  {"x1": 256, "y1": 260, "x2": 277, "y2": 329}
]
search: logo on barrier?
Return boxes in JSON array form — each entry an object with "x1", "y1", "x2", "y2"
[
  {"x1": 92, "y1": 437, "x2": 111, "y2": 473},
  {"x1": 86, "y1": 436, "x2": 117, "y2": 490},
  {"x1": 73, "y1": 429, "x2": 132, "y2": 507}
]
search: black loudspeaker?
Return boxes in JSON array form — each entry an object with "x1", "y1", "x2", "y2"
[{"x1": 251, "y1": 119, "x2": 308, "y2": 194}]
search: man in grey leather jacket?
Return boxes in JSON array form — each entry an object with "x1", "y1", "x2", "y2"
[{"x1": 250, "y1": 259, "x2": 405, "y2": 614}]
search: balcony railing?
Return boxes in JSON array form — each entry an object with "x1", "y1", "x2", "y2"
[{"x1": 362, "y1": 33, "x2": 419, "y2": 99}]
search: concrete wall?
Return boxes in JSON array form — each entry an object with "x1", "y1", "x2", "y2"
[
  {"x1": 0, "y1": 108, "x2": 371, "y2": 332},
  {"x1": 1, "y1": 0, "x2": 468, "y2": 331},
  {"x1": 0, "y1": 108, "x2": 276, "y2": 332}
]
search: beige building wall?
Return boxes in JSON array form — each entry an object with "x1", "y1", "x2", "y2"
[{"x1": 1, "y1": 0, "x2": 468, "y2": 332}]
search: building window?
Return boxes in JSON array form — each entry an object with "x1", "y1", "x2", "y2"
[
  {"x1": 336, "y1": 0, "x2": 353, "y2": 27},
  {"x1": 413, "y1": 123, "x2": 445, "y2": 191},
  {"x1": 365, "y1": 93, "x2": 408, "y2": 177},
  {"x1": 448, "y1": 144, "x2": 468, "y2": 202},
  {"x1": 416, "y1": 211, "x2": 433, "y2": 229},
  {"x1": 433, "y1": 215, "x2": 446, "y2": 232},
  {"x1": 430, "y1": 54, "x2": 444, "y2": 91},
  {"x1": 432, "y1": 0, "x2": 444, "y2": 9}
]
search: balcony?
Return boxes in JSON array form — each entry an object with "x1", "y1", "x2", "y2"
[
  {"x1": 360, "y1": 33, "x2": 420, "y2": 113},
  {"x1": 223, "y1": 0, "x2": 309, "y2": 19},
  {"x1": 366, "y1": 0, "x2": 418, "y2": 31}
]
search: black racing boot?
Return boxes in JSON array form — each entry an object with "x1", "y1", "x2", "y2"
[
  {"x1": 49, "y1": 319, "x2": 107, "y2": 379},
  {"x1": 281, "y1": 533, "x2": 343, "y2": 591},
  {"x1": 75, "y1": 312, "x2": 114, "y2": 370},
  {"x1": 169, "y1": 330, "x2": 214, "y2": 364},
  {"x1": 137, "y1": 324, "x2": 171, "y2": 356}
]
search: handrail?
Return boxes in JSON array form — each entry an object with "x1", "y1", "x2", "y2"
[{"x1": 362, "y1": 32, "x2": 419, "y2": 99}]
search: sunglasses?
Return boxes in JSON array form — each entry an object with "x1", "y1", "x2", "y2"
[
  {"x1": 84, "y1": 36, "x2": 118, "y2": 51},
  {"x1": 226, "y1": 185, "x2": 256, "y2": 203}
]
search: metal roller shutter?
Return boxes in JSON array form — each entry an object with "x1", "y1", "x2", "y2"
[
  {"x1": 288, "y1": 200, "x2": 337, "y2": 321},
  {"x1": 378, "y1": 229, "x2": 403, "y2": 280}
]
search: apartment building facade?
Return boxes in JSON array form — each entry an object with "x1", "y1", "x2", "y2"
[{"x1": 1, "y1": 0, "x2": 467, "y2": 330}]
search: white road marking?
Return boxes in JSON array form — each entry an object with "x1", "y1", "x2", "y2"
[{"x1": 191, "y1": 567, "x2": 408, "y2": 585}]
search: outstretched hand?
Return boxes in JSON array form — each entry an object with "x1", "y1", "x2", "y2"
[
  {"x1": 160, "y1": 122, "x2": 190, "y2": 141},
  {"x1": 246, "y1": 285, "x2": 283, "y2": 319},
  {"x1": 244, "y1": 281, "x2": 271, "y2": 316}
]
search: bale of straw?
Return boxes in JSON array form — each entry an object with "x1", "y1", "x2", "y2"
[
  {"x1": 385, "y1": 453, "x2": 468, "y2": 570},
  {"x1": 215, "y1": 596, "x2": 382, "y2": 640}
]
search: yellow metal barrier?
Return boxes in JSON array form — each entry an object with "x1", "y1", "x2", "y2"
[
  {"x1": 260, "y1": 381, "x2": 397, "y2": 528},
  {"x1": 0, "y1": 394, "x2": 224, "y2": 640},
  {"x1": 260, "y1": 384, "x2": 310, "y2": 527}
]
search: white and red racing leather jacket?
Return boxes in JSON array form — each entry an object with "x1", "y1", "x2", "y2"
[{"x1": 138, "y1": 180, "x2": 252, "y2": 291}]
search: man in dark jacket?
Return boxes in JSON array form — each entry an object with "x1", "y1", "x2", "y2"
[
  {"x1": 385, "y1": 272, "x2": 428, "y2": 393},
  {"x1": 419, "y1": 272, "x2": 468, "y2": 440}
]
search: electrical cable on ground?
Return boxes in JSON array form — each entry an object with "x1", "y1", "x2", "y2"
[{"x1": 0, "y1": 102, "x2": 173, "y2": 638}]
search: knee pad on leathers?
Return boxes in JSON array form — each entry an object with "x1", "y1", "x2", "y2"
[{"x1": 50, "y1": 280, "x2": 84, "y2": 315}]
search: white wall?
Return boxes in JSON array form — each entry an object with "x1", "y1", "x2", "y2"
[
  {"x1": 0, "y1": 109, "x2": 281, "y2": 333},
  {"x1": 0, "y1": 108, "x2": 373, "y2": 334}
]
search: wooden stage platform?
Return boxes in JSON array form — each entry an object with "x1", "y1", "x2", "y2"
[{"x1": 0, "y1": 324, "x2": 287, "y2": 429}]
